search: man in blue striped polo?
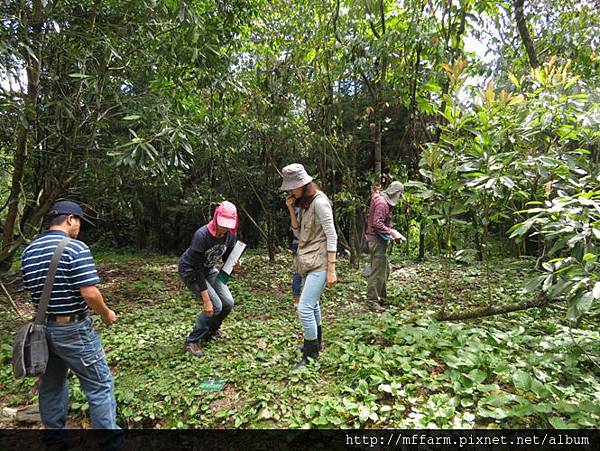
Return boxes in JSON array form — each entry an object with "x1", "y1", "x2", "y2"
[{"x1": 21, "y1": 200, "x2": 119, "y2": 430}]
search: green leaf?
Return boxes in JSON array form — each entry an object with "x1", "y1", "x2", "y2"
[
  {"x1": 482, "y1": 393, "x2": 512, "y2": 407},
  {"x1": 533, "y1": 402, "x2": 552, "y2": 413},
  {"x1": 512, "y1": 370, "x2": 532, "y2": 392},
  {"x1": 564, "y1": 75, "x2": 581, "y2": 89},
  {"x1": 523, "y1": 275, "x2": 546, "y2": 293},
  {"x1": 358, "y1": 405, "x2": 369, "y2": 423},
  {"x1": 304, "y1": 404, "x2": 316, "y2": 418},
  {"x1": 378, "y1": 384, "x2": 392, "y2": 394},
  {"x1": 582, "y1": 253, "x2": 597, "y2": 262},
  {"x1": 548, "y1": 416, "x2": 570, "y2": 429},
  {"x1": 68, "y1": 73, "x2": 91, "y2": 79},
  {"x1": 567, "y1": 292, "x2": 594, "y2": 321},
  {"x1": 466, "y1": 369, "x2": 487, "y2": 384},
  {"x1": 499, "y1": 176, "x2": 516, "y2": 189},
  {"x1": 530, "y1": 379, "x2": 549, "y2": 397}
]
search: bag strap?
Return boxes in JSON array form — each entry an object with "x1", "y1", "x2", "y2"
[{"x1": 34, "y1": 237, "x2": 71, "y2": 325}]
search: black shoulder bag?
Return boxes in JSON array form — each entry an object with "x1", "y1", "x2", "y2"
[{"x1": 12, "y1": 237, "x2": 70, "y2": 378}]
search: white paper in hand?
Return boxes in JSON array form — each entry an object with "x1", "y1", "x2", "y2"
[{"x1": 219, "y1": 241, "x2": 246, "y2": 282}]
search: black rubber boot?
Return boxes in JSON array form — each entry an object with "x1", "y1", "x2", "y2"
[
  {"x1": 294, "y1": 339, "x2": 319, "y2": 369},
  {"x1": 297, "y1": 325, "x2": 323, "y2": 352}
]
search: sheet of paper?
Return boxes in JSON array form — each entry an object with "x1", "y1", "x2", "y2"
[{"x1": 221, "y1": 240, "x2": 246, "y2": 275}]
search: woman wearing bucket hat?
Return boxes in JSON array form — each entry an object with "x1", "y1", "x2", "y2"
[
  {"x1": 178, "y1": 201, "x2": 240, "y2": 357},
  {"x1": 365, "y1": 181, "x2": 405, "y2": 309},
  {"x1": 281, "y1": 163, "x2": 338, "y2": 368}
]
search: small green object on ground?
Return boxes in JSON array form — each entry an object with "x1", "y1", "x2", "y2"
[{"x1": 199, "y1": 379, "x2": 226, "y2": 391}]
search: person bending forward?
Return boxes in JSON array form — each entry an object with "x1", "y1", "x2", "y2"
[{"x1": 179, "y1": 201, "x2": 240, "y2": 358}]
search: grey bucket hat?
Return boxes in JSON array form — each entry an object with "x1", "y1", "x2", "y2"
[
  {"x1": 381, "y1": 181, "x2": 404, "y2": 206},
  {"x1": 279, "y1": 163, "x2": 313, "y2": 191}
]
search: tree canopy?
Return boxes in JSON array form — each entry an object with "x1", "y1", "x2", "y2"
[{"x1": 0, "y1": 0, "x2": 598, "y2": 432}]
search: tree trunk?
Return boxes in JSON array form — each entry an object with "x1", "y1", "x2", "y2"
[
  {"x1": 404, "y1": 216, "x2": 410, "y2": 257},
  {"x1": 349, "y1": 210, "x2": 359, "y2": 266},
  {"x1": 418, "y1": 219, "x2": 425, "y2": 261},
  {"x1": 0, "y1": 0, "x2": 44, "y2": 272},
  {"x1": 373, "y1": 117, "x2": 382, "y2": 178},
  {"x1": 514, "y1": 0, "x2": 540, "y2": 69}
]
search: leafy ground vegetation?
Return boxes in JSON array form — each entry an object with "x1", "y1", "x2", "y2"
[{"x1": 1, "y1": 250, "x2": 598, "y2": 429}]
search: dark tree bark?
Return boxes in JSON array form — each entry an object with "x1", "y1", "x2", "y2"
[
  {"x1": 0, "y1": 0, "x2": 44, "y2": 272},
  {"x1": 418, "y1": 220, "x2": 425, "y2": 261},
  {"x1": 514, "y1": 0, "x2": 540, "y2": 69}
]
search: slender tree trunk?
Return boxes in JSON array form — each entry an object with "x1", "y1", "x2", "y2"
[
  {"x1": 418, "y1": 220, "x2": 425, "y2": 261},
  {"x1": 0, "y1": 0, "x2": 43, "y2": 272},
  {"x1": 404, "y1": 214, "x2": 410, "y2": 257},
  {"x1": 373, "y1": 118, "x2": 382, "y2": 177},
  {"x1": 514, "y1": 0, "x2": 540, "y2": 69},
  {"x1": 349, "y1": 210, "x2": 359, "y2": 266}
]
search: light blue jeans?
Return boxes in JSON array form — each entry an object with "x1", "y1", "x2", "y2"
[
  {"x1": 297, "y1": 270, "x2": 327, "y2": 340},
  {"x1": 41, "y1": 316, "x2": 119, "y2": 429}
]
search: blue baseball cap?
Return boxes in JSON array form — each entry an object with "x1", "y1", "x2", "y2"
[{"x1": 47, "y1": 200, "x2": 95, "y2": 225}]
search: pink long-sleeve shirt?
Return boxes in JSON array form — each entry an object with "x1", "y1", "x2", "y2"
[{"x1": 366, "y1": 192, "x2": 394, "y2": 241}]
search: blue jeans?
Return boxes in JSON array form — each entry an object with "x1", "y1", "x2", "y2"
[
  {"x1": 297, "y1": 270, "x2": 327, "y2": 340},
  {"x1": 292, "y1": 273, "x2": 303, "y2": 296},
  {"x1": 41, "y1": 316, "x2": 119, "y2": 429},
  {"x1": 181, "y1": 270, "x2": 234, "y2": 342},
  {"x1": 291, "y1": 243, "x2": 302, "y2": 297}
]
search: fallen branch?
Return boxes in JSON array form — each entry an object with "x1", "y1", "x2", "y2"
[
  {"x1": 434, "y1": 296, "x2": 557, "y2": 321},
  {"x1": 1, "y1": 281, "x2": 24, "y2": 318}
]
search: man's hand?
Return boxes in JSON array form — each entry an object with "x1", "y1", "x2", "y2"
[
  {"x1": 233, "y1": 260, "x2": 241, "y2": 272},
  {"x1": 80, "y1": 286, "x2": 117, "y2": 326},
  {"x1": 101, "y1": 309, "x2": 118, "y2": 326}
]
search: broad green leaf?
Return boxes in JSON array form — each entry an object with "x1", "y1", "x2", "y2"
[
  {"x1": 567, "y1": 292, "x2": 594, "y2": 321},
  {"x1": 512, "y1": 370, "x2": 532, "y2": 392},
  {"x1": 358, "y1": 405, "x2": 369, "y2": 423},
  {"x1": 481, "y1": 393, "x2": 512, "y2": 407},
  {"x1": 523, "y1": 275, "x2": 546, "y2": 293},
  {"x1": 548, "y1": 416, "x2": 570, "y2": 429},
  {"x1": 466, "y1": 369, "x2": 487, "y2": 384},
  {"x1": 582, "y1": 253, "x2": 597, "y2": 262}
]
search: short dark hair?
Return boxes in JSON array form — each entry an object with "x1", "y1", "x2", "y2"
[{"x1": 47, "y1": 214, "x2": 69, "y2": 227}]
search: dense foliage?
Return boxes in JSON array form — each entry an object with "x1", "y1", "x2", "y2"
[
  {"x1": 0, "y1": 0, "x2": 598, "y2": 430},
  {"x1": 1, "y1": 252, "x2": 598, "y2": 428},
  {"x1": 2, "y1": 0, "x2": 597, "y2": 258}
]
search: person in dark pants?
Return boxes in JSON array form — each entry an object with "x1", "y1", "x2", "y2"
[
  {"x1": 365, "y1": 181, "x2": 405, "y2": 309},
  {"x1": 179, "y1": 201, "x2": 241, "y2": 358},
  {"x1": 20, "y1": 201, "x2": 120, "y2": 443}
]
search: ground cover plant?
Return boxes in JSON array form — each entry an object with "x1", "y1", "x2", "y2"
[{"x1": 1, "y1": 250, "x2": 598, "y2": 429}]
